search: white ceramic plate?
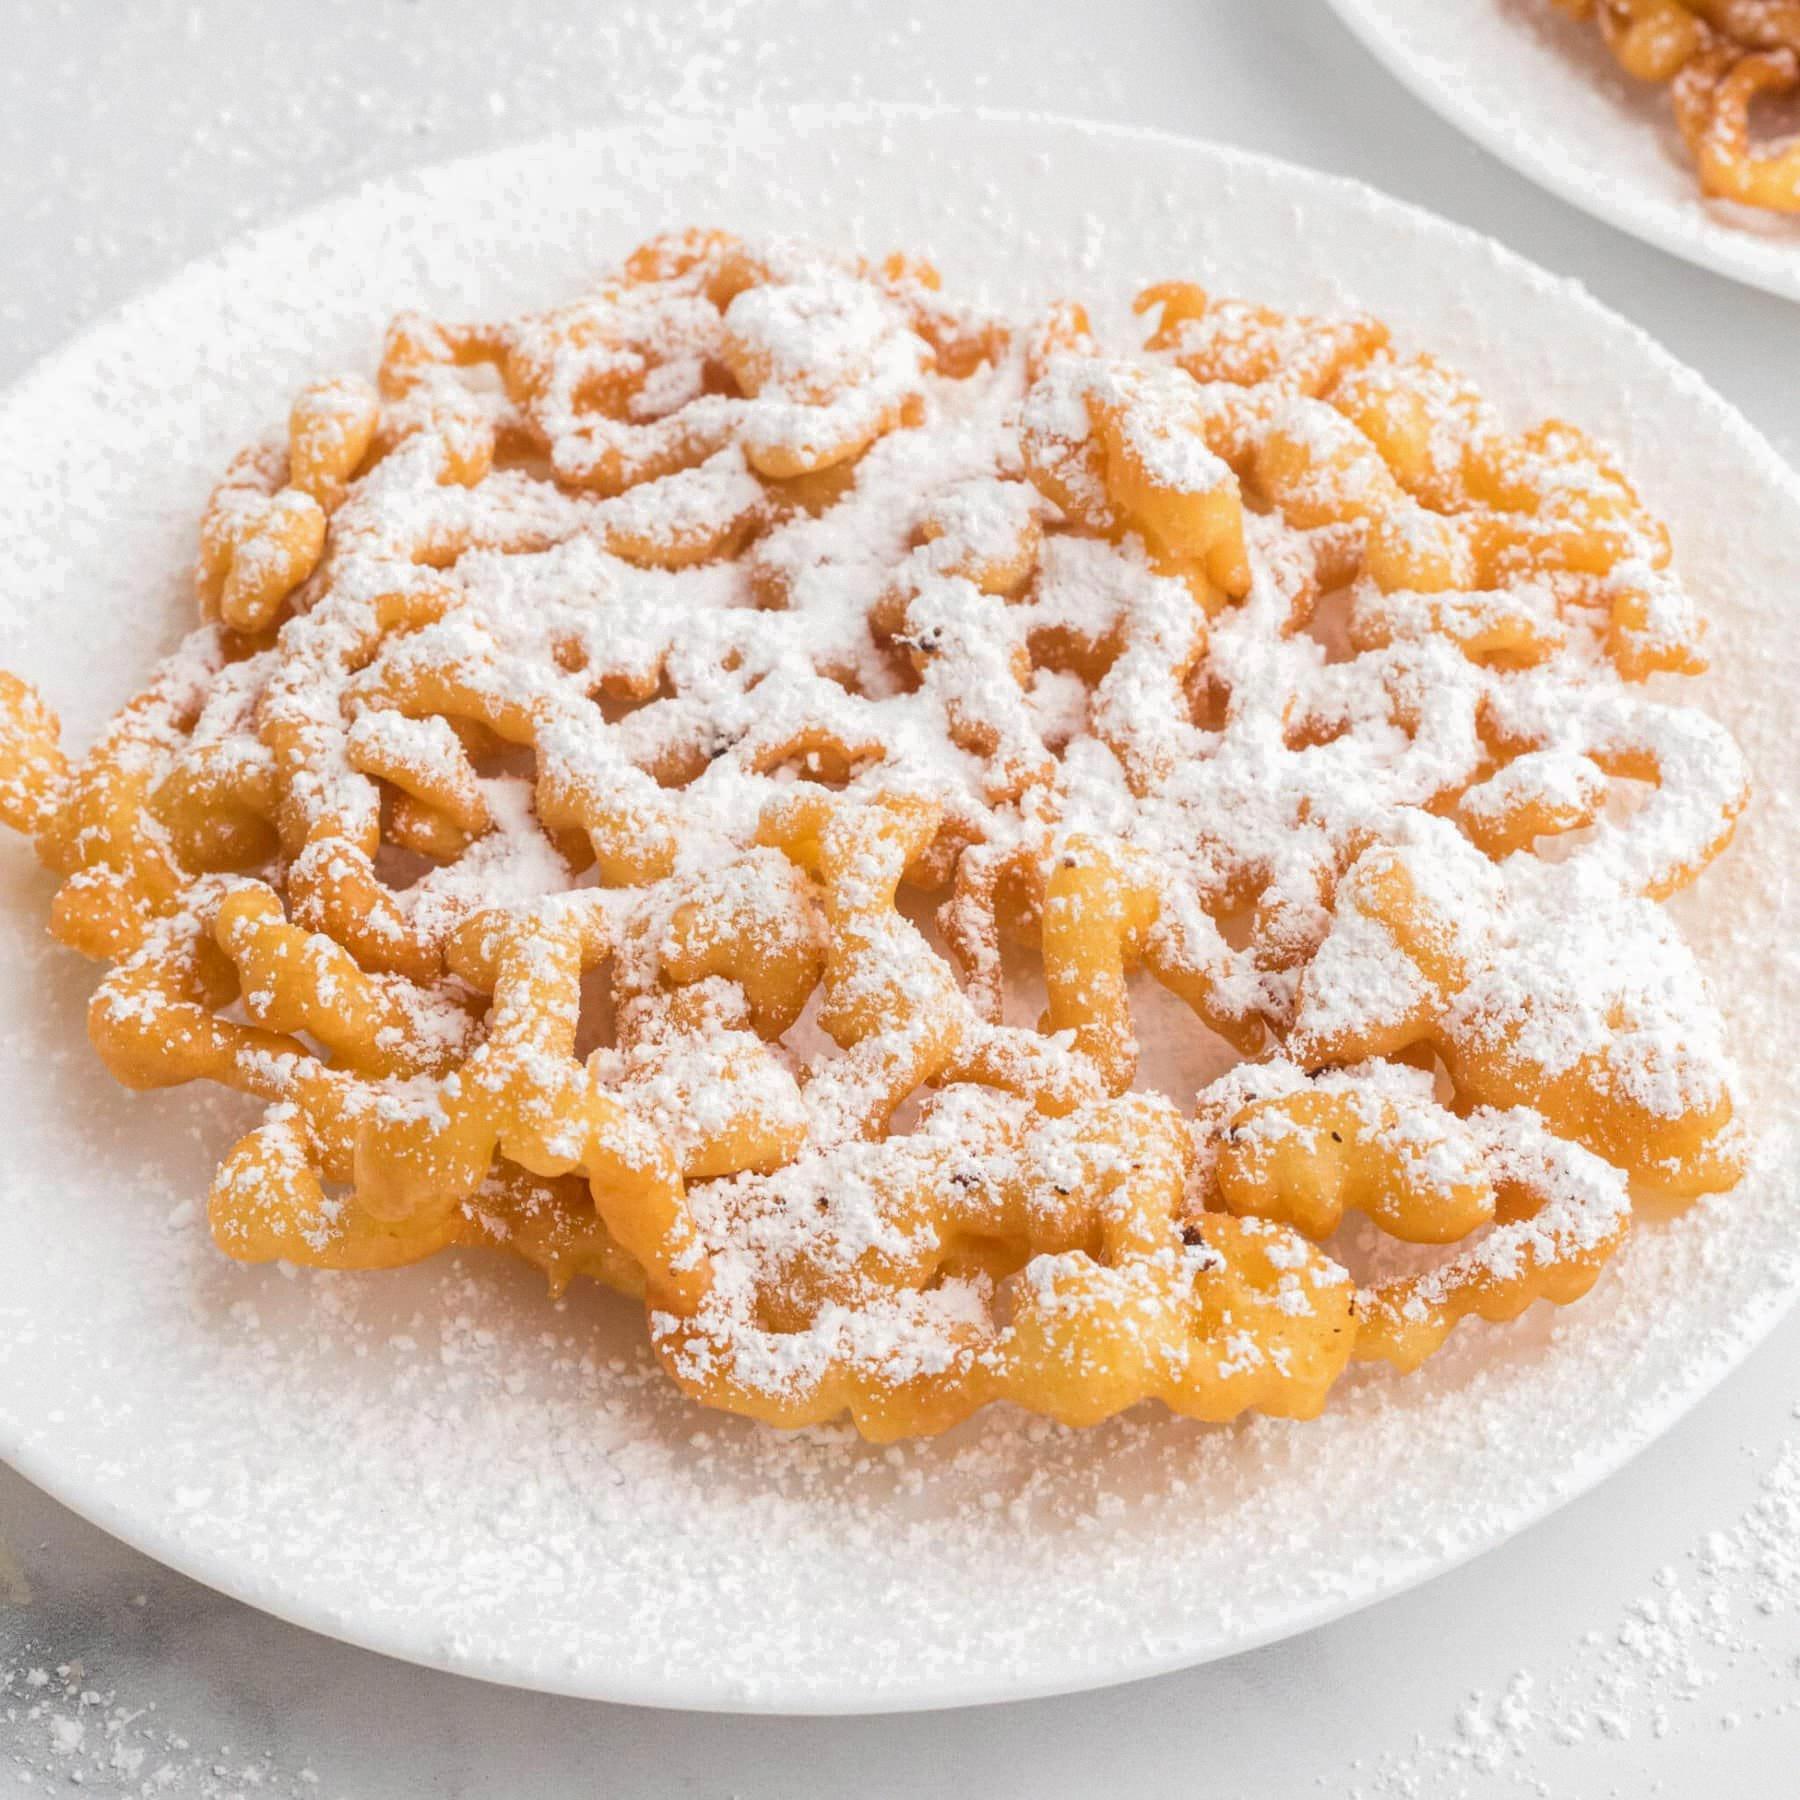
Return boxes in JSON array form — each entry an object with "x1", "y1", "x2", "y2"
[
  {"x1": 1326, "y1": 0, "x2": 1800, "y2": 300},
  {"x1": 1, "y1": 107, "x2": 1797, "y2": 1714}
]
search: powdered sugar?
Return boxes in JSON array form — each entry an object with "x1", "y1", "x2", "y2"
[
  {"x1": 1361, "y1": 1405, "x2": 1800, "y2": 1795},
  {"x1": 0, "y1": 1648, "x2": 334, "y2": 1799}
]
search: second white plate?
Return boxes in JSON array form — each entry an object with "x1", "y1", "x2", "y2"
[
  {"x1": 1328, "y1": 0, "x2": 1800, "y2": 300},
  {"x1": 0, "y1": 107, "x2": 1797, "y2": 1712}
]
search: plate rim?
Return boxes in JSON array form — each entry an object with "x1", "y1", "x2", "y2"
[
  {"x1": 1323, "y1": 0, "x2": 1800, "y2": 302},
  {"x1": 3, "y1": 100, "x2": 1798, "y2": 1714}
]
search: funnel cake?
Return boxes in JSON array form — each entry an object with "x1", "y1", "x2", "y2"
[
  {"x1": 0, "y1": 230, "x2": 1749, "y2": 1439},
  {"x1": 1552, "y1": 0, "x2": 1800, "y2": 212}
]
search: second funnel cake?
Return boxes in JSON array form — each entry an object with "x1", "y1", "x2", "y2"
[{"x1": 0, "y1": 229, "x2": 1749, "y2": 1439}]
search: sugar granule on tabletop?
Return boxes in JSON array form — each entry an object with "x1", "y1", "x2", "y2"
[
  {"x1": 1361, "y1": 1412, "x2": 1800, "y2": 1795},
  {"x1": 0, "y1": 1641, "x2": 344, "y2": 1800}
]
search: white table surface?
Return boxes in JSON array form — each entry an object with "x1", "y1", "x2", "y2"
[{"x1": 2, "y1": 2, "x2": 1798, "y2": 1794}]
